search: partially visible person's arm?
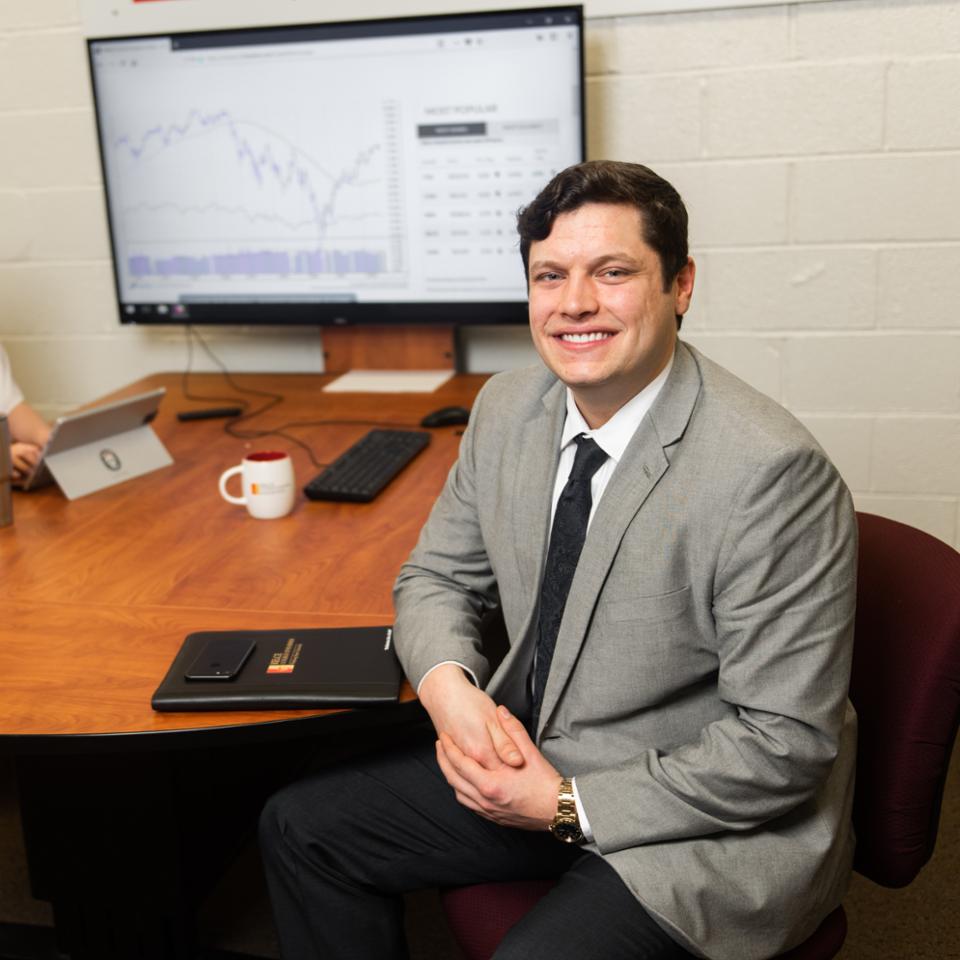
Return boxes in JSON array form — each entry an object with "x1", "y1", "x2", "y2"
[{"x1": 8, "y1": 401, "x2": 50, "y2": 449}]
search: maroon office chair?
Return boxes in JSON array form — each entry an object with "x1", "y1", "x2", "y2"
[{"x1": 441, "y1": 512, "x2": 960, "y2": 960}]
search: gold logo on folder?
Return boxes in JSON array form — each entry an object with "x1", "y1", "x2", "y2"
[{"x1": 267, "y1": 637, "x2": 302, "y2": 675}]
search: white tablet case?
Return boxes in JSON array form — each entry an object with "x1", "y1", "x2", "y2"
[{"x1": 33, "y1": 388, "x2": 172, "y2": 500}]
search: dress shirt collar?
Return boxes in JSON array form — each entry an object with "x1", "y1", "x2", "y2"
[{"x1": 559, "y1": 352, "x2": 675, "y2": 463}]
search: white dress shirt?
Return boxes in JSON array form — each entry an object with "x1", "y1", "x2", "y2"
[
  {"x1": 550, "y1": 355, "x2": 673, "y2": 531},
  {"x1": 419, "y1": 355, "x2": 675, "y2": 840}
]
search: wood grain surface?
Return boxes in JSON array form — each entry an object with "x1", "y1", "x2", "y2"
[{"x1": 0, "y1": 371, "x2": 485, "y2": 740}]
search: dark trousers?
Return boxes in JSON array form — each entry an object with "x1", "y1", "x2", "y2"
[{"x1": 259, "y1": 733, "x2": 694, "y2": 960}]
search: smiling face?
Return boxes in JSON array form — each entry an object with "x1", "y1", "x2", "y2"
[{"x1": 527, "y1": 202, "x2": 695, "y2": 429}]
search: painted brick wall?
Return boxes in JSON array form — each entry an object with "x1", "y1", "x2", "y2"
[
  {"x1": 1, "y1": 0, "x2": 958, "y2": 548},
  {"x1": 584, "y1": 0, "x2": 960, "y2": 549}
]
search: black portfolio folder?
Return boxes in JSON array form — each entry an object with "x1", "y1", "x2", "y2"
[{"x1": 151, "y1": 626, "x2": 402, "y2": 712}]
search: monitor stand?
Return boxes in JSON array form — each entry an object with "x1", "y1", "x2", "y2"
[{"x1": 322, "y1": 325, "x2": 456, "y2": 373}]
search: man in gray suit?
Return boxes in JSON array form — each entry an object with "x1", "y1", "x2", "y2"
[{"x1": 260, "y1": 161, "x2": 858, "y2": 960}]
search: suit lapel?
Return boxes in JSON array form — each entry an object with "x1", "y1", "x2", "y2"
[
  {"x1": 535, "y1": 343, "x2": 703, "y2": 738},
  {"x1": 487, "y1": 378, "x2": 566, "y2": 711},
  {"x1": 511, "y1": 378, "x2": 567, "y2": 600}
]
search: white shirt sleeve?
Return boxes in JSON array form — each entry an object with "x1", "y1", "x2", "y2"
[
  {"x1": 0, "y1": 345, "x2": 25, "y2": 415},
  {"x1": 416, "y1": 660, "x2": 480, "y2": 696},
  {"x1": 571, "y1": 777, "x2": 595, "y2": 843}
]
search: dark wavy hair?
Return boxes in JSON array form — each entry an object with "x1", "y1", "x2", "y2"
[{"x1": 517, "y1": 160, "x2": 690, "y2": 326}]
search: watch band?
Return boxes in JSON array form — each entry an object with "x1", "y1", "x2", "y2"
[
  {"x1": 557, "y1": 777, "x2": 577, "y2": 818},
  {"x1": 549, "y1": 776, "x2": 584, "y2": 844}
]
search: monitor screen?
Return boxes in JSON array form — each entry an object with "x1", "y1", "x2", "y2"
[{"x1": 87, "y1": 7, "x2": 585, "y2": 326}]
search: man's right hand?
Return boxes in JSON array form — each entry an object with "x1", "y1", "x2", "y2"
[{"x1": 418, "y1": 663, "x2": 524, "y2": 770}]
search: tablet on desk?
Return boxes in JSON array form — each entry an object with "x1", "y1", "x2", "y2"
[{"x1": 16, "y1": 387, "x2": 172, "y2": 499}]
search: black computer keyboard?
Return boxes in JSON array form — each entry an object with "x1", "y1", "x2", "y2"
[{"x1": 303, "y1": 429, "x2": 431, "y2": 503}]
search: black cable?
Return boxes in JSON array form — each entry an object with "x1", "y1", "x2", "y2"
[
  {"x1": 181, "y1": 326, "x2": 425, "y2": 470},
  {"x1": 183, "y1": 325, "x2": 282, "y2": 416},
  {"x1": 181, "y1": 326, "x2": 253, "y2": 410}
]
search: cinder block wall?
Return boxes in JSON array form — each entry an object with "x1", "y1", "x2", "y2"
[{"x1": 1, "y1": 0, "x2": 958, "y2": 548}]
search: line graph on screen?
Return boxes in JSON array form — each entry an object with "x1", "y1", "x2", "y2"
[{"x1": 108, "y1": 101, "x2": 404, "y2": 283}]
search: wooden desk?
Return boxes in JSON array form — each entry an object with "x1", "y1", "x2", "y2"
[{"x1": 0, "y1": 371, "x2": 486, "y2": 957}]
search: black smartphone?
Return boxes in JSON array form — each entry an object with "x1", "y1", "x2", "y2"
[{"x1": 184, "y1": 637, "x2": 256, "y2": 681}]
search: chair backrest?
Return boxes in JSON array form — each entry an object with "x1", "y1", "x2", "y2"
[{"x1": 850, "y1": 512, "x2": 960, "y2": 888}]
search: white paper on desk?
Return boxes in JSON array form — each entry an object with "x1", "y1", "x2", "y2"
[{"x1": 322, "y1": 370, "x2": 453, "y2": 393}]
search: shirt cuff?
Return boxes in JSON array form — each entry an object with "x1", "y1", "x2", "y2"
[
  {"x1": 571, "y1": 777, "x2": 595, "y2": 843},
  {"x1": 416, "y1": 660, "x2": 479, "y2": 696}
]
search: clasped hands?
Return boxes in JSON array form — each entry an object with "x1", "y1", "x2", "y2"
[{"x1": 419, "y1": 663, "x2": 560, "y2": 831}]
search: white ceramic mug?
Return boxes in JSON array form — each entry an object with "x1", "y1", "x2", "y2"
[{"x1": 218, "y1": 451, "x2": 295, "y2": 520}]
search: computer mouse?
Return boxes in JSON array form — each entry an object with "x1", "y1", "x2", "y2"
[{"x1": 420, "y1": 406, "x2": 471, "y2": 428}]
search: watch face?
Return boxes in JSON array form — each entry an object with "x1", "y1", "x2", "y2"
[{"x1": 551, "y1": 818, "x2": 583, "y2": 844}]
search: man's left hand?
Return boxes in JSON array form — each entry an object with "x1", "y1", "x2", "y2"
[{"x1": 436, "y1": 704, "x2": 560, "y2": 830}]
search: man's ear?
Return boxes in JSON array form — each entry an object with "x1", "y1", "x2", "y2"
[{"x1": 675, "y1": 257, "x2": 696, "y2": 317}]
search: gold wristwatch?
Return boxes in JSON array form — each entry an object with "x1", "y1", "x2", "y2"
[{"x1": 549, "y1": 777, "x2": 584, "y2": 844}]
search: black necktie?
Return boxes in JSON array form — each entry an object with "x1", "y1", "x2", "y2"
[{"x1": 530, "y1": 434, "x2": 608, "y2": 732}]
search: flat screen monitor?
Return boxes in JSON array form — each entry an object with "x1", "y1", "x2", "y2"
[{"x1": 87, "y1": 6, "x2": 585, "y2": 327}]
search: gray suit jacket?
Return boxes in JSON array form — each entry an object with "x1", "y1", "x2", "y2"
[{"x1": 394, "y1": 342, "x2": 858, "y2": 960}]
